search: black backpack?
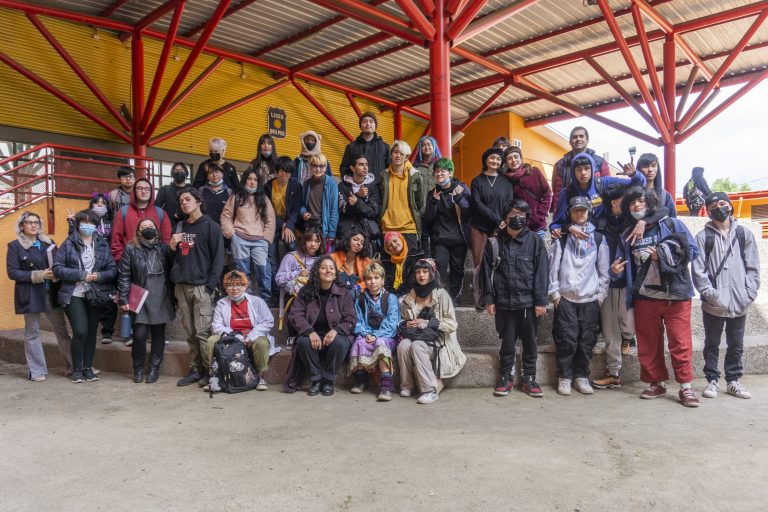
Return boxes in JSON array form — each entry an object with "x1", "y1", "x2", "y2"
[
  {"x1": 704, "y1": 225, "x2": 746, "y2": 288},
  {"x1": 684, "y1": 179, "x2": 706, "y2": 211},
  {"x1": 358, "y1": 291, "x2": 390, "y2": 329},
  {"x1": 210, "y1": 334, "x2": 260, "y2": 394}
]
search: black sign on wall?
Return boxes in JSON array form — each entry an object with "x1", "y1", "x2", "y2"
[{"x1": 268, "y1": 107, "x2": 286, "y2": 139}]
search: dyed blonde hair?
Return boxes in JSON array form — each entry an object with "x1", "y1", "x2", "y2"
[
  {"x1": 308, "y1": 153, "x2": 328, "y2": 167},
  {"x1": 363, "y1": 261, "x2": 386, "y2": 279}
]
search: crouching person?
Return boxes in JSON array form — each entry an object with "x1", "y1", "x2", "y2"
[
  {"x1": 284, "y1": 256, "x2": 355, "y2": 396},
  {"x1": 398, "y1": 258, "x2": 466, "y2": 404},
  {"x1": 206, "y1": 270, "x2": 276, "y2": 392},
  {"x1": 692, "y1": 192, "x2": 761, "y2": 399},
  {"x1": 349, "y1": 262, "x2": 401, "y2": 401},
  {"x1": 549, "y1": 197, "x2": 609, "y2": 396},
  {"x1": 482, "y1": 199, "x2": 548, "y2": 398}
]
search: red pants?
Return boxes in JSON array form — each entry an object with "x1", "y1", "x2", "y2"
[{"x1": 633, "y1": 299, "x2": 693, "y2": 384}]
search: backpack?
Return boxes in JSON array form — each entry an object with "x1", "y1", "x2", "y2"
[
  {"x1": 704, "y1": 225, "x2": 746, "y2": 288},
  {"x1": 120, "y1": 205, "x2": 165, "y2": 225},
  {"x1": 473, "y1": 236, "x2": 500, "y2": 309},
  {"x1": 566, "y1": 175, "x2": 604, "y2": 204},
  {"x1": 358, "y1": 291, "x2": 390, "y2": 329},
  {"x1": 209, "y1": 334, "x2": 260, "y2": 394},
  {"x1": 684, "y1": 179, "x2": 705, "y2": 211}
]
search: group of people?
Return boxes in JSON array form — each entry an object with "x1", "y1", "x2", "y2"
[{"x1": 6, "y1": 118, "x2": 760, "y2": 408}]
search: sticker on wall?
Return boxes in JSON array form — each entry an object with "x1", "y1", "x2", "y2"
[{"x1": 268, "y1": 107, "x2": 286, "y2": 139}]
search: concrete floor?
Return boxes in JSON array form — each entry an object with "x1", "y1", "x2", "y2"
[{"x1": 1, "y1": 361, "x2": 766, "y2": 512}]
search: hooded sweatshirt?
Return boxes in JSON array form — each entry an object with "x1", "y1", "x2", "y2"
[
  {"x1": 548, "y1": 221, "x2": 610, "y2": 304},
  {"x1": 110, "y1": 179, "x2": 172, "y2": 262},
  {"x1": 643, "y1": 161, "x2": 677, "y2": 218},
  {"x1": 339, "y1": 132, "x2": 390, "y2": 177}
]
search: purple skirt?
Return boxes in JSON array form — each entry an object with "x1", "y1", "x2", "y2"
[{"x1": 348, "y1": 336, "x2": 396, "y2": 373}]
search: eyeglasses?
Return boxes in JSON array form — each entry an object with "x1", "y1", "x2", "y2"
[
  {"x1": 310, "y1": 164, "x2": 326, "y2": 169},
  {"x1": 225, "y1": 284, "x2": 245, "y2": 289},
  {"x1": 135, "y1": 186, "x2": 151, "y2": 192},
  {"x1": 23, "y1": 220, "x2": 41, "y2": 226}
]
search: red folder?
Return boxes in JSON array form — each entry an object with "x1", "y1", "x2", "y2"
[{"x1": 128, "y1": 284, "x2": 149, "y2": 314}]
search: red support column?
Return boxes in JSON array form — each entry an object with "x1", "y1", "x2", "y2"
[
  {"x1": 430, "y1": 0, "x2": 452, "y2": 158},
  {"x1": 394, "y1": 108, "x2": 402, "y2": 140},
  {"x1": 663, "y1": 35, "x2": 676, "y2": 195},
  {"x1": 131, "y1": 32, "x2": 147, "y2": 174}
]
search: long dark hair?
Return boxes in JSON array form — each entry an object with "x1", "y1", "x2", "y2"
[
  {"x1": 339, "y1": 228, "x2": 371, "y2": 259},
  {"x1": 237, "y1": 169, "x2": 268, "y2": 221},
  {"x1": 89, "y1": 192, "x2": 113, "y2": 220},
  {"x1": 252, "y1": 134, "x2": 278, "y2": 174},
  {"x1": 298, "y1": 226, "x2": 324, "y2": 257},
  {"x1": 299, "y1": 256, "x2": 339, "y2": 301}
]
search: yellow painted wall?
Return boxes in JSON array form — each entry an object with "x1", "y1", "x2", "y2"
[
  {"x1": 0, "y1": 197, "x2": 84, "y2": 330},
  {"x1": 453, "y1": 111, "x2": 566, "y2": 184}
]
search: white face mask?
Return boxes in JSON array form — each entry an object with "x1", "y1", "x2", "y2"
[{"x1": 631, "y1": 209, "x2": 647, "y2": 220}]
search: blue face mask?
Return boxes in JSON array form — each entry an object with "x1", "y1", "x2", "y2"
[
  {"x1": 231, "y1": 293, "x2": 247, "y2": 302},
  {"x1": 79, "y1": 224, "x2": 97, "y2": 236},
  {"x1": 438, "y1": 177, "x2": 452, "y2": 187}
]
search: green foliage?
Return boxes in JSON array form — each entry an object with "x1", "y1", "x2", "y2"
[{"x1": 712, "y1": 178, "x2": 751, "y2": 193}]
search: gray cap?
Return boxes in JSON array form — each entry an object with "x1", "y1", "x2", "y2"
[{"x1": 568, "y1": 196, "x2": 592, "y2": 213}]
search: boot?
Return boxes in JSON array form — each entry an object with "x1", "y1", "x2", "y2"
[
  {"x1": 133, "y1": 367, "x2": 144, "y2": 383},
  {"x1": 146, "y1": 356, "x2": 162, "y2": 384}
]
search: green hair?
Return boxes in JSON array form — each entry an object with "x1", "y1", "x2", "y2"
[{"x1": 434, "y1": 157, "x2": 454, "y2": 175}]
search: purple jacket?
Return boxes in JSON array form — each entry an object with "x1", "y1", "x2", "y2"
[{"x1": 288, "y1": 283, "x2": 356, "y2": 337}]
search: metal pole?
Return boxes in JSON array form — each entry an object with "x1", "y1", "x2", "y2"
[
  {"x1": 131, "y1": 32, "x2": 147, "y2": 171},
  {"x1": 394, "y1": 108, "x2": 402, "y2": 140},
  {"x1": 430, "y1": 0, "x2": 452, "y2": 158},
  {"x1": 663, "y1": 35, "x2": 677, "y2": 195}
]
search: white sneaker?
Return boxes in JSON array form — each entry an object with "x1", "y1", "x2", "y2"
[
  {"x1": 727, "y1": 381, "x2": 752, "y2": 399},
  {"x1": 703, "y1": 380, "x2": 719, "y2": 398},
  {"x1": 400, "y1": 388, "x2": 412, "y2": 398},
  {"x1": 123, "y1": 337, "x2": 133, "y2": 347},
  {"x1": 557, "y1": 378, "x2": 572, "y2": 396},
  {"x1": 417, "y1": 391, "x2": 439, "y2": 404},
  {"x1": 256, "y1": 378, "x2": 268, "y2": 391},
  {"x1": 574, "y1": 377, "x2": 594, "y2": 395}
]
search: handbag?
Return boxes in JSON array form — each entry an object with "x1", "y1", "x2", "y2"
[{"x1": 77, "y1": 249, "x2": 116, "y2": 307}]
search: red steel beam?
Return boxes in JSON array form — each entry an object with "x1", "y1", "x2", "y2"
[
  {"x1": 292, "y1": 79, "x2": 354, "y2": 141},
  {"x1": 446, "y1": 0, "x2": 489, "y2": 42},
  {"x1": 135, "y1": 0, "x2": 179, "y2": 32},
  {"x1": 308, "y1": 0, "x2": 424, "y2": 45},
  {"x1": 394, "y1": 0, "x2": 436, "y2": 40},
  {"x1": 101, "y1": 0, "x2": 131, "y2": 17},
  {"x1": 631, "y1": 5, "x2": 672, "y2": 130},
  {"x1": 0, "y1": 51, "x2": 130, "y2": 142},
  {"x1": 161, "y1": 57, "x2": 224, "y2": 124},
  {"x1": 585, "y1": 56, "x2": 655, "y2": 129},
  {"x1": 418, "y1": 0, "x2": 435, "y2": 17},
  {"x1": 150, "y1": 80, "x2": 290, "y2": 145},
  {"x1": 678, "y1": 11, "x2": 768, "y2": 130},
  {"x1": 143, "y1": 0, "x2": 234, "y2": 143},
  {"x1": 394, "y1": 108, "x2": 403, "y2": 140},
  {"x1": 677, "y1": 68, "x2": 768, "y2": 144},
  {"x1": 142, "y1": 0, "x2": 186, "y2": 132},
  {"x1": 454, "y1": 0, "x2": 541, "y2": 46},
  {"x1": 346, "y1": 93, "x2": 362, "y2": 118},
  {"x1": 597, "y1": 0, "x2": 670, "y2": 143},
  {"x1": 25, "y1": 13, "x2": 130, "y2": 132},
  {"x1": 131, "y1": 32, "x2": 146, "y2": 158},
  {"x1": 662, "y1": 35, "x2": 676, "y2": 193},
  {"x1": 675, "y1": 65, "x2": 699, "y2": 120},
  {"x1": 445, "y1": 0, "x2": 465, "y2": 17},
  {"x1": 456, "y1": 83, "x2": 510, "y2": 132},
  {"x1": 431, "y1": 0, "x2": 451, "y2": 157},
  {"x1": 0, "y1": 0, "x2": 135, "y2": 31},
  {"x1": 319, "y1": 42, "x2": 410, "y2": 76},
  {"x1": 451, "y1": 46, "x2": 511, "y2": 76},
  {"x1": 290, "y1": 32, "x2": 392, "y2": 73},
  {"x1": 183, "y1": 0, "x2": 259, "y2": 38}
]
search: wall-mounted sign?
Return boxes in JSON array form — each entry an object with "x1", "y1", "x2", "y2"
[{"x1": 268, "y1": 107, "x2": 286, "y2": 139}]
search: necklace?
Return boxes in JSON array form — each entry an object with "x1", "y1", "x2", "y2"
[{"x1": 484, "y1": 173, "x2": 498, "y2": 187}]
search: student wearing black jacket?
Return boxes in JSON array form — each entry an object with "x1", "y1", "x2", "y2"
[
  {"x1": 338, "y1": 112, "x2": 390, "y2": 177},
  {"x1": 481, "y1": 199, "x2": 548, "y2": 399},
  {"x1": 155, "y1": 162, "x2": 195, "y2": 227},
  {"x1": 337, "y1": 153, "x2": 381, "y2": 253},
  {"x1": 192, "y1": 137, "x2": 239, "y2": 190},
  {"x1": 170, "y1": 188, "x2": 225, "y2": 387}
]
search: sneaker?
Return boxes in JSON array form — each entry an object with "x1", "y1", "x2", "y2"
[
  {"x1": 574, "y1": 377, "x2": 594, "y2": 395},
  {"x1": 83, "y1": 368, "x2": 99, "y2": 382},
  {"x1": 70, "y1": 370, "x2": 84, "y2": 383},
  {"x1": 493, "y1": 375, "x2": 514, "y2": 397},
  {"x1": 399, "y1": 388, "x2": 412, "y2": 398},
  {"x1": 592, "y1": 372, "x2": 621, "y2": 390},
  {"x1": 92, "y1": 368, "x2": 101, "y2": 376},
  {"x1": 123, "y1": 337, "x2": 133, "y2": 347},
  {"x1": 679, "y1": 387, "x2": 700, "y2": 407},
  {"x1": 620, "y1": 339, "x2": 630, "y2": 355},
  {"x1": 703, "y1": 380, "x2": 719, "y2": 398},
  {"x1": 640, "y1": 382, "x2": 666, "y2": 399},
  {"x1": 557, "y1": 378, "x2": 572, "y2": 395},
  {"x1": 350, "y1": 383, "x2": 366, "y2": 394},
  {"x1": 198, "y1": 375, "x2": 210, "y2": 387},
  {"x1": 417, "y1": 391, "x2": 439, "y2": 404},
  {"x1": 177, "y1": 369, "x2": 201, "y2": 387},
  {"x1": 256, "y1": 378, "x2": 268, "y2": 391},
  {"x1": 377, "y1": 390, "x2": 392, "y2": 402},
  {"x1": 100, "y1": 337, "x2": 113, "y2": 345},
  {"x1": 727, "y1": 381, "x2": 752, "y2": 399},
  {"x1": 521, "y1": 376, "x2": 543, "y2": 398},
  {"x1": 30, "y1": 375, "x2": 47, "y2": 382}
]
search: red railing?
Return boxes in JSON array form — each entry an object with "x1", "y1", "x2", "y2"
[{"x1": 0, "y1": 144, "x2": 154, "y2": 232}]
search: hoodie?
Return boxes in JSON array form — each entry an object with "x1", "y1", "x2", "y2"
[
  {"x1": 110, "y1": 179, "x2": 172, "y2": 262},
  {"x1": 550, "y1": 148, "x2": 609, "y2": 213},
  {"x1": 550, "y1": 152, "x2": 646, "y2": 232},
  {"x1": 339, "y1": 132, "x2": 391, "y2": 177},
  {"x1": 642, "y1": 160, "x2": 677, "y2": 218},
  {"x1": 548, "y1": 221, "x2": 610, "y2": 304}
]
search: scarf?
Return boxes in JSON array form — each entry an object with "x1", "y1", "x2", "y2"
[
  {"x1": 505, "y1": 165, "x2": 526, "y2": 182},
  {"x1": 299, "y1": 130, "x2": 322, "y2": 159},
  {"x1": 413, "y1": 280, "x2": 437, "y2": 298},
  {"x1": 384, "y1": 232, "x2": 408, "y2": 290}
]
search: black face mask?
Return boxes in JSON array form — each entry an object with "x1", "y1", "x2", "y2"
[
  {"x1": 209, "y1": 152, "x2": 221, "y2": 161},
  {"x1": 173, "y1": 172, "x2": 187, "y2": 183},
  {"x1": 710, "y1": 204, "x2": 731, "y2": 223},
  {"x1": 140, "y1": 227, "x2": 157, "y2": 240},
  {"x1": 507, "y1": 214, "x2": 527, "y2": 230},
  {"x1": 305, "y1": 141, "x2": 316, "y2": 151}
]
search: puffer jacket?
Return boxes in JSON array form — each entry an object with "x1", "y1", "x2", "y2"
[
  {"x1": 53, "y1": 231, "x2": 117, "y2": 306},
  {"x1": 7, "y1": 233, "x2": 57, "y2": 314}
]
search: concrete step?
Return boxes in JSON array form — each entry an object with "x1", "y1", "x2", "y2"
[{"x1": 2, "y1": 328, "x2": 767, "y2": 389}]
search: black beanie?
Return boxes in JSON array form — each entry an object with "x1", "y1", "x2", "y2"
[
  {"x1": 481, "y1": 147, "x2": 505, "y2": 170},
  {"x1": 359, "y1": 111, "x2": 377, "y2": 129}
]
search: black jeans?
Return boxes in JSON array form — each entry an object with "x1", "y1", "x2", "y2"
[
  {"x1": 495, "y1": 307, "x2": 539, "y2": 378},
  {"x1": 432, "y1": 241, "x2": 468, "y2": 299},
  {"x1": 295, "y1": 333, "x2": 351, "y2": 382},
  {"x1": 132, "y1": 323, "x2": 167, "y2": 369},
  {"x1": 702, "y1": 310, "x2": 746, "y2": 382},
  {"x1": 64, "y1": 297, "x2": 106, "y2": 371},
  {"x1": 99, "y1": 301, "x2": 117, "y2": 337},
  {"x1": 554, "y1": 298, "x2": 600, "y2": 379}
]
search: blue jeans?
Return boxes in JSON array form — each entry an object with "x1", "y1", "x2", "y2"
[
  {"x1": 231, "y1": 235, "x2": 271, "y2": 300},
  {"x1": 702, "y1": 310, "x2": 745, "y2": 382}
]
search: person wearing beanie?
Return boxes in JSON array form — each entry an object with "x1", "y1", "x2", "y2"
[
  {"x1": 504, "y1": 146, "x2": 552, "y2": 239},
  {"x1": 683, "y1": 166, "x2": 712, "y2": 216},
  {"x1": 550, "y1": 126, "x2": 611, "y2": 214},
  {"x1": 469, "y1": 147, "x2": 514, "y2": 266},
  {"x1": 692, "y1": 192, "x2": 760, "y2": 400},
  {"x1": 338, "y1": 111, "x2": 390, "y2": 177}
]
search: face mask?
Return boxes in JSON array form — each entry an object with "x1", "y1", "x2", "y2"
[
  {"x1": 173, "y1": 172, "x2": 187, "y2": 184},
  {"x1": 711, "y1": 204, "x2": 731, "y2": 223},
  {"x1": 231, "y1": 293, "x2": 247, "y2": 302},
  {"x1": 209, "y1": 152, "x2": 221, "y2": 161},
  {"x1": 208, "y1": 179, "x2": 224, "y2": 187},
  {"x1": 79, "y1": 224, "x2": 97, "y2": 236},
  {"x1": 438, "y1": 177, "x2": 451, "y2": 187},
  {"x1": 631, "y1": 209, "x2": 647, "y2": 220},
  {"x1": 245, "y1": 185, "x2": 259, "y2": 194},
  {"x1": 507, "y1": 214, "x2": 527, "y2": 230},
  {"x1": 305, "y1": 141, "x2": 316, "y2": 151},
  {"x1": 140, "y1": 227, "x2": 157, "y2": 240},
  {"x1": 261, "y1": 149, "x2": 272, "y2": 157},
  {"x1": 92, "y1": 205, "x2": 108, "y2": 217}
]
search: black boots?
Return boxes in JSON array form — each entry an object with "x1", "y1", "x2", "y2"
[
  {"x1": 147, "y1": 356, "x2": 162, "y2": 384},
  {"x1": 133, "y1": 367, "x2": 144, "y2": 383}
]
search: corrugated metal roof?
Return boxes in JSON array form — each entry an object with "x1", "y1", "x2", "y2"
[{"x1": 9, "y1": 0, "x2": 768, "y2": 126}]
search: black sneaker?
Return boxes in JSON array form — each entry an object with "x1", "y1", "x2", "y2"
[
  {"x1": 177, "y1": 368, "x2": 201, "y2": 387},
  {"x1": 494, "y1": 375, "x2": 514, "y2": 396},
  {"x1": 83, "y1": 368, "x2": 99, "y2": 382},
  {"x1": 522, "y1": 376, "x2": 543, "y2": 397},
  {"x1": 198, "y1": 375, "x2": 210, "y2": 387},
  {"x1": 71, "y1": 370, "x2": 84, "y2": 383}
]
